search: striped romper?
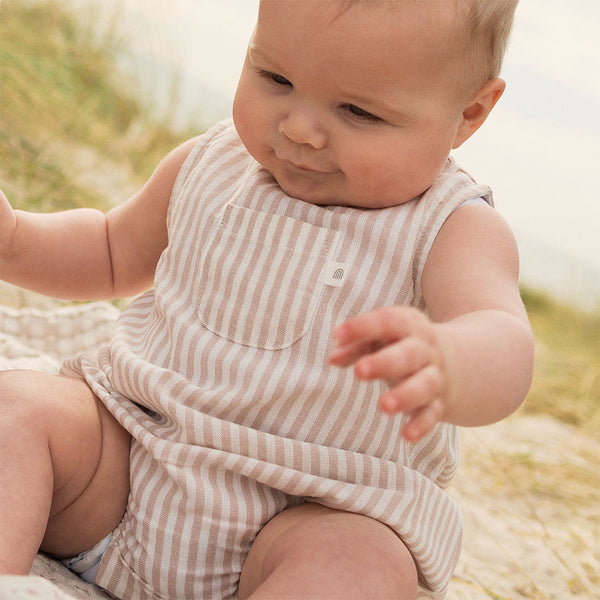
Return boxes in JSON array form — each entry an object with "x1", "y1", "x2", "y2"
[{"x1": 63, "y1": 119, "x2": 492, "y2": 600}]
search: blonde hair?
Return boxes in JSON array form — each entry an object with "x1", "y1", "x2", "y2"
[
  {"x1": 342, "y1": 0, "x2": 519, "y2": 97},
  {"x1": 461, "y1": 0, "x2": 519, "y2": 95}
]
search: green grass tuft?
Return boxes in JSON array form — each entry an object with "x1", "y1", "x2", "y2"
[
  {"x1": 0, "y1": 0, "x2": 197, "y2": 212},
  {"x1": 521, "y1": 287, "x2": 600, "y2": 434}
]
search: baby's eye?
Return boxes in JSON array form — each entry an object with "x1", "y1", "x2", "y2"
[
  {"x1": 271, "y1": 73, "x2": 292, "y2": 86},
  {"x1": 344, "y1": 104, "x2": 381, "y2": 123},
  {"x1": 258, "y1": 69, "x2": 292, "y2": 87}
]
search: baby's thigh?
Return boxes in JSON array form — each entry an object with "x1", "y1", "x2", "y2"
[
  {"x1": 0, "y1": 370, "x2": 130, "y2": 557},
  {"x1": 239, "y1": 502, "x2": 418, "y2": 599}
]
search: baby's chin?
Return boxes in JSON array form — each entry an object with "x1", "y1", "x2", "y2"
[{"x1": 270, "y1": 168, "x2": 417, "y2": 209}]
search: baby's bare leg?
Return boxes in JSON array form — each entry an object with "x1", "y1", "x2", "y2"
[
  {"x1": 0, "y1": 370, "x2": 130, "y2": 574},
  {"x1": 239, "y1": 503, "x2": 418, "y2": 600}
]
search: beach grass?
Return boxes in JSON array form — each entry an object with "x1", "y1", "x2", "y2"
[
  {"x1": 0, "y1": 0, "x2": 196, "y2": 214},
  {"x1": 521, "y1": 287, "x2": 600, "y2": 436},
  {"x1": 1, "y1": 0, "x2": 598, "y2": 433}
]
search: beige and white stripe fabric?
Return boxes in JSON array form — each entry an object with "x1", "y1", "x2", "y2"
[{"x1": 64, "y1": 119, "x2": 492, "y2": 600}]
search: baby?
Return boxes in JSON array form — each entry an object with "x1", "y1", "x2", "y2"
[{"x1": 0, "y1": 1, "x2": 533, "y2": 599}]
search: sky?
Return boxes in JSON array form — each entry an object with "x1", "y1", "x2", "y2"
[{"x1": 79, "y1": 0, "x2": 600, "y2": 307}]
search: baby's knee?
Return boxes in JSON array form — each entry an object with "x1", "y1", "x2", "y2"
[
  {"x1": 0, "y1": 371, "x2": 56, "y2": 455},
  {"x1": 241, "y1": 504, "x2": 419, "y2": 599},
  {"x1": 0, "y1": 370, "x2": 89, "y2": 431},
  {"x1": 273, "y1": 510, "x2": 416, "y2": 581},
  {"x1": 0, "y1": 369, "x2": 44, "y2": 416}
]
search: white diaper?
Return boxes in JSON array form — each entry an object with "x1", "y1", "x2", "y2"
[{"x1": 61, "y1": 533, "x2": 112, "y2": 585}]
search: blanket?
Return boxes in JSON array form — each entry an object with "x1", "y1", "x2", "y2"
[{"x1": 0, "y1": 301, "x2": 597, "y2": 599}]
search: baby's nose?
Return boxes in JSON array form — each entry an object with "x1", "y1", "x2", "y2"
[{"x1": 278, "y1": 107, "x2": 327, "y2": 150}]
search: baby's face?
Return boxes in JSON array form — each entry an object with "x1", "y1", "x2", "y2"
[{"x1": 233, "y1": 0, "x2": 470, "y2": 208}]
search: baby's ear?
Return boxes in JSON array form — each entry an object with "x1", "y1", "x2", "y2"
[{"x1": 452, "y1": 78, "x2": 506, "y2": 149}]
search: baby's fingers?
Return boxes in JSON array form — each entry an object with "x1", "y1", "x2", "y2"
[
  {"x1": 328, "y1": 339, "x2": 385, "y2": 367},
  {"x1": 379, "y1": 364, "x2": 444, "y2": 414},
  {"x1": 352, "y1": 337, "x2": 430, "y2": 381},
  {"x1": 333, "y1": 306, "x2": 427, "y2": 348},
  {"x1": 401, "y1": 399, "x2": 445, "y2": 442},
  {"x1": 380, "y1": 365, "x2": 446, "y2": 442}
]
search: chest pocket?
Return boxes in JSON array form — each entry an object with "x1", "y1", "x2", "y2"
[{"x1": 197, "y1": 203, "x2": 338, "y2": 350}]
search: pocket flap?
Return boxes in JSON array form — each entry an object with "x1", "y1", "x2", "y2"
[{"x1": 198, "y1": 204, "x2": 338, "y2": 350}]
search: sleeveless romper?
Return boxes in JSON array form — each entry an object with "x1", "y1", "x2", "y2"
[{"x1": 63, "y1": 119, "x2": 492, "y2": 600}]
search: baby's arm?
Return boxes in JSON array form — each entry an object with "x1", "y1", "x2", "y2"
[
  {"x1": 330, "y1": 203, "x2": 535, "y2": 442},
  {"x1": 0, "y1": 138, "x2": 197, "y2": 300}
]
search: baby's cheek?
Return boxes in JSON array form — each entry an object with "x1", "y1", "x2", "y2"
[{"x1": 345, "y1": 161, "x2": 416, "y2": 208}]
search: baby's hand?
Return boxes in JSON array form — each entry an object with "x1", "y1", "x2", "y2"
[
  {"x1": 329, "y1": 306, "x2": 452, "y2": 442},
  {"x1": 0, "y1": 189, "x2": 17, "y2": 255}
]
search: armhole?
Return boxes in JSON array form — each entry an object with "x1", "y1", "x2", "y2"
[
  {"x1": 412, "y1": 191, "x2": 493, "y2": 308},
  {"x1": 167, "y1": 120, "x2": 235, "y2": 232},
  {"x1": 169, "y1": 137, "x2": 207, "y2": 211},
  {"x1": 456, "y1": 196, "x2": 491, "y2": 209}
]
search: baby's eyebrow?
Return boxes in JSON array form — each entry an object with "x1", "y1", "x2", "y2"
[{"x1": 247, "y1": 44, "x2": 281, "y2": 71}]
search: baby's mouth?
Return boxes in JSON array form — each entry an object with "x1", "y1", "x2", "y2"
[{"x1": 277, "y1": 155, "x2": 335, "y2": 175}]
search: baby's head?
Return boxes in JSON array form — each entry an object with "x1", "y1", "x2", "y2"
[{"x1": 233, "y1": 0, "x2": 518, "y2": 209}]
